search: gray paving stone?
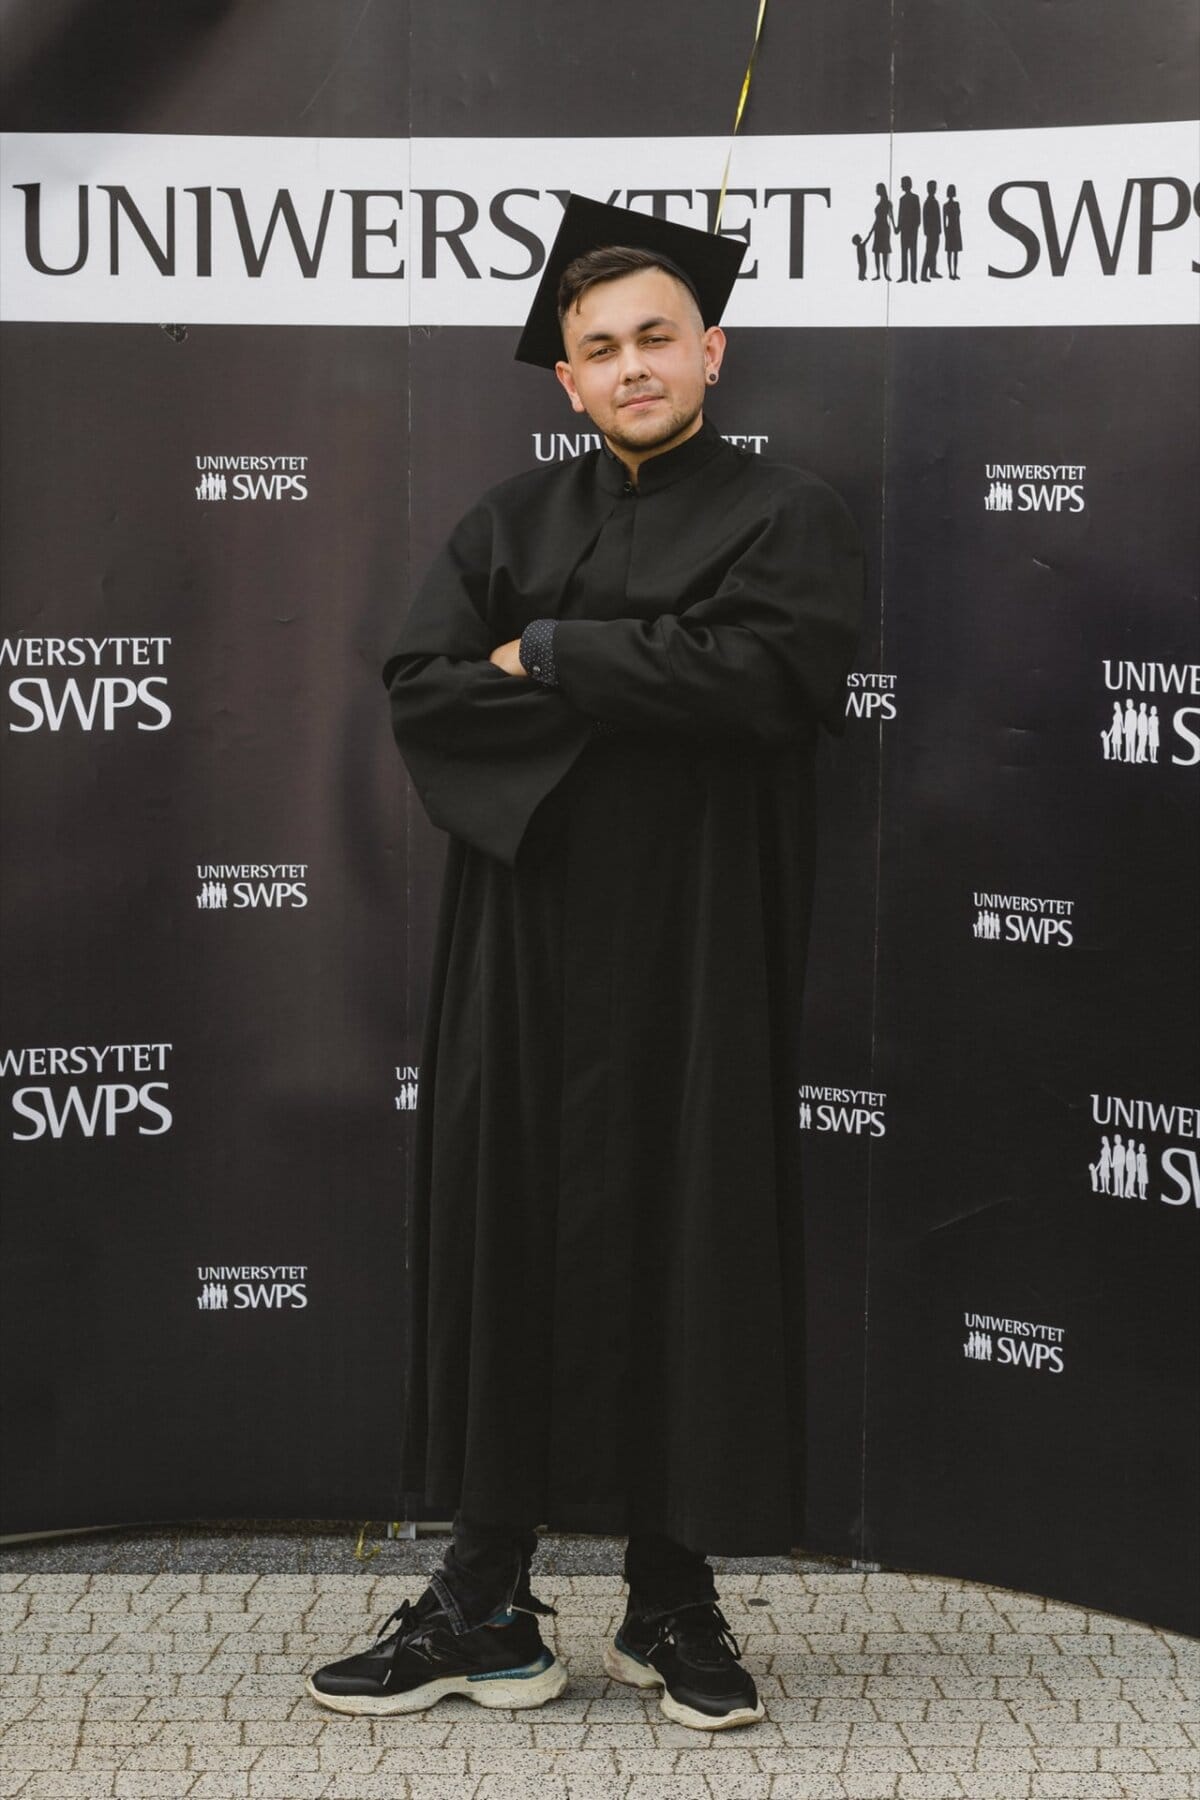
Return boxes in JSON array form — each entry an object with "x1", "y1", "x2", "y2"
[
  {"x1": 463, "y1": 1747, "x2": 613, "y2": 1776},
  {"x1": 117, "y1": 1747, "x2": 194, "y2": 1771},
  {"x1": 845, "y1": 1724, "x2": 911, "y2": 1746},
  {"x1": 224, "y1": 1697, "x2": 306, "y2": 1722},
  {"x1": 811, "y1": 1698, "x2": 882, "y2": 1720},
  {"x1": 78, "y1": 1723, "x2": 161, "y2": 1746},
  {"x1": 0, "y1": 1723, "x2": 80, "y2": 1750},
  {"x1": 181, "y1": 1748, "x2": 261, "y2": 1771},
  {"x1": 1029, "y1": 1722, "x2": 1118, "y2": 1747},
  {"x1": 251, "y1": 1746, "x2": 323, "y2": 1772},
  {"x1": 765, "y1": 1778, "x2": 848, "y2": 1800},
  {"x1": 926, "y1": 1699, "x2": 1026, "y2": 1725},
  {"x1": 669, "y1": 1747, "x2": 769, "y2": 1775},
  {"x1": 1001, "y1": 1610, "x2": 1092, "y2": 1633},
  {"x1": 1006, "y1": 1703, "x2": 1081, "y2": 1727},
  {"x1": 687, "y1": 1776, "x2": 773, "y2": 1800},
  {"x1": 0, "y1": 1710, "x2": 37, "y2": 1737},
  {"x1": 582, "y1": 1691, "x2": 656, "y2": 1721},
  {"x1": 246, "y1": 1777, "x2": 331, "y2": 1799},
  {"x1": 0, "y1": 1747, "x2": 75, "y2": 1773},
  {"x1": 87, "y1": 1673, "x2": 178, "y2": 1698},
  {"x1": 236, "y1": 1722, "x2": 320, "y2": 1745},
  {"x1": 842, "y1": 1747, "x2": 918, "y2": 1774},
  {"x1": 323, "y1": 1781, "x2": 423, "y2": 1800},
  {"x1": 772, "y1": 1725, "x2": 853, "y2": 1747},
  {"x1": 609, "y1": 1748, "x2": 679, "y2": 1772},
  {"x1": 407, "y1": 1780, "x2": 486, "y2": 1800},
  {"x1": 1126, "y1": 1694, "x2": 1196, "y2": 1721},
  {"x1": 929, "y1": 1677, "x2": 1003, "y2": 1700},
  {"x1": 1029, "y1": 1744, "x2": 1101, "y2": 1771},
  {"x1": 71, "y1": 1697, "x2": 152, "y2": 1723},
  {"x1": 802, "y1": 1636, "x2": 868, "y2": 1656},
  {"x1": 897, "y1": 1778, "x2": 967, "y2": 1799},
  {"x1": 110, "y1": 1780, "x2": 202, "y2": 1799},
  {"x1": 138, "y1": 1700, "x2": 228, "y2": 1722},
  {"x1": 1113, "y1": 1783, "x2": 1200, "y2": 1799},
  {"x1": 822, "y1": 1775, "x2": 896, "y2": 1799},
  {"x1": 624, "y1": 1779, "x2": 713, "y2": 1800},
  {"x1": 23, "y1": 1778, "x2": 119, "y2": 1798},
  {"x1": 1027, "y1": 1776, "x2": 1125, "y2": 1797},
  {"x1": 975, "y1": 1723, "x2": 1041, "y2": 1748},
  {"x1": 312, "y1": 1741, "x2": 383, "y2": 1772},
  {"x1": 897, "y1": 1721, "x2": 984, "y2": 1746},
  {"x1": 358, "y1": 1723, "x2": 459, "y2": 1754},
  {"x1": 863, "y1": 1676, "x2": 938, "y2": 1699},
  {"x1": 1149, "y1": 1746, "x2": 1200, "y2": 1770},
  {"x1": 910, "y1": 1746, "x2": 1036, "y2": 1772},
  {"x1": 1116, "y1": 1721, "x2": 1193, "y2": 1745}
]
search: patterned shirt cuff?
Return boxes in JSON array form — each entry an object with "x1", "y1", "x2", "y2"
[{"x1": 520, "y1": 618, "x2": 559, "y2": 688}]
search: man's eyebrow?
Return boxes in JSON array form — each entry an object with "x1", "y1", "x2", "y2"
[{"x1": 576, "y1": 315, "x2": 679, "y2": 346}]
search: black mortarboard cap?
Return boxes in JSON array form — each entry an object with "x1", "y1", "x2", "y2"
[{"x1": 514, "y1": 193, "x2": 747, "y2": 369}]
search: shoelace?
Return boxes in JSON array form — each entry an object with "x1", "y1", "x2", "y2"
[
  {"x1": 652, "y1": 1600, "x2": 743, "y2": 1663},
  {"x1": 512, "y1": 1585, "x2": 558, "y2": 1619},
  {"x1": 372, "y1": 1597, "x2": 434, "y2": 1650},
  {"x1": 373, "y1": 1585, "x2": 557, "y2": 1648}
]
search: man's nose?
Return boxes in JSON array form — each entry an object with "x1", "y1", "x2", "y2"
[{"x1": 616, "y1": 342, "x2": 651, "y2": 382}]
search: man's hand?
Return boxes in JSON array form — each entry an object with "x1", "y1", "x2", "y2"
[{"x1": 488, "y1": 638, "x2": 528, "y2": 677}]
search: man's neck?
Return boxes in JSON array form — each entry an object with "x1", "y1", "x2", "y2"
[{"x1": 603, "y1": 408, "x2": 705, "y2": 485}]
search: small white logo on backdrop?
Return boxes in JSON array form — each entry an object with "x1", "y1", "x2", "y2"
[
  {"x1": 196, "y1": 1266, "x2": 308, "y2": 1310},
  {"x1": 1100, "y1": 662, "x2": 1200, "y2": 767},
  {"x1": 396, "y1": 1066, "x2": 419, "y2": 1112},
  {"x1": 798, "y1": 1085, "x2": 886, "y2": 1136},
  {"x1": 963, "y1": 1312, "x2": 1065, "y2": 1372},
  {"x1": 972, "y1": 892, "x2": 1074, "y2": 947}
]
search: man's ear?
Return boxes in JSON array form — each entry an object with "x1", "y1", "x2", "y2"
[
  {"x1": 702, "y1": 324, "x2": 727, "y2": 384},
  {"x1": 555, "y1": 360, "x2": 587, "y2": 415}
]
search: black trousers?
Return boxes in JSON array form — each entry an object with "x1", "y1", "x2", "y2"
[{"x1": 429, "y1": 1508, "x2": 718, "y2": 1636}]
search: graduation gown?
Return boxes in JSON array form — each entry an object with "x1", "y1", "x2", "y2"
[{"x1": 383, "y1": 417, "x2": 863, "y2": 1554}]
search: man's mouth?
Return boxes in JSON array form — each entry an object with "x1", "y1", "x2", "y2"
[{"x1": 620, "y1": 394, "x2": 664, "y2": 409}]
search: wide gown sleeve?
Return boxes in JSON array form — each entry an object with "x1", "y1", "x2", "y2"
[
  {"x1": 550, "y1": 475, "x2": 864, "y2": 743},
  {"x1": 382, "y1": 502, "x2": 596, "y2": 868}
]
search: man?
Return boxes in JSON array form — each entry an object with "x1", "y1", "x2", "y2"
[
  {"x1": 307, "y1": 196, "x2": 863, "y2": 1731},
  {"x1": 897, "y1": 175, "x2": 920, "y2": 282},
  {"x1": 921, "y1": 178, "x2": 942, "y2": 281}
]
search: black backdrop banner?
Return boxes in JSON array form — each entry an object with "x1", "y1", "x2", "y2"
[{"x1": 1, "y1": 3, "x2": 1197, "y2": 1636}]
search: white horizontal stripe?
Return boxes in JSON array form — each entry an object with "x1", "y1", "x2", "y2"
[{"x1": 1, "y1": 124, "x2": 1196, "y2": 326}]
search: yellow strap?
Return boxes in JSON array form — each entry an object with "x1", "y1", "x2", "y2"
[
  {"x1": 714, "y1": 0, "x2": 770, "y2": 235},
  {"x1": 353, "y1": 1521, "x2": 381, "y2": 1562}
]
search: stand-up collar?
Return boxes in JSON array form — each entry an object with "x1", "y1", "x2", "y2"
[{"x1": 595, "y1": 413, "x2": 726, "y2": 496}]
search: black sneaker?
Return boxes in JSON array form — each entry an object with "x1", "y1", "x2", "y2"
[
  {"x1": 603, "y1": 1599, "x2": 765, "y2": 1729},
  {"x1": 306, "y1": 1586, "x2": 568, "y2": 1716}
]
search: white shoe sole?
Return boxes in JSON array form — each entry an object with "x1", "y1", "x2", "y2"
[
  {"x1": 603, "y1": 1639, "x2": 766, "y2": 1729},
  {"x1": 306, "y1": 1653, "x2": 568, "y2": 1717}
]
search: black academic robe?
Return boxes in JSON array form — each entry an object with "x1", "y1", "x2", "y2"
[{"x1": 383, "y1": 417, "x2": 863, "y2": 1555}]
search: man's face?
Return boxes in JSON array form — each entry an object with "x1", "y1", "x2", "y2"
[{"x1": 554, "y1": 267, "x2": 725, "y2": 468}]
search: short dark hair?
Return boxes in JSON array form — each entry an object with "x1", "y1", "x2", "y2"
[{"x1": 556, "y1": 245, "x2": 704, "y2": 328}]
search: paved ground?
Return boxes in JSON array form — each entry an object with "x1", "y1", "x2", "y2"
[{"x1": 0, "y1": 1533, "x2": 1196, "y2": 1799}]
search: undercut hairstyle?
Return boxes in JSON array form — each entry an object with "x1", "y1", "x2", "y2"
[{"x1": 556, "y1": 245, "x2": 705, "y2": 329}]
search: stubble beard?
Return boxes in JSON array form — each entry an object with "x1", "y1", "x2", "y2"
[{"x1": 603, "y1": 392, "x2": 703, "y2": 458}]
